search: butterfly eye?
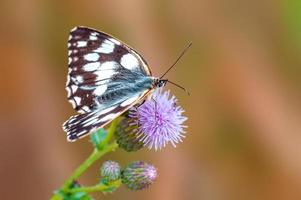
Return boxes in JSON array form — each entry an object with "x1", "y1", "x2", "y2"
[{"x1": 158, "y1": 80, "x2": 167, "y2": 87}]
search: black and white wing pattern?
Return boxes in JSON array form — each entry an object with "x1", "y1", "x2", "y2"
[{"x1": 63, "y1": 26, "x2": 154, "y2": 142}]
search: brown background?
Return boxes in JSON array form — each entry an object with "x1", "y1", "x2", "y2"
[{"x1": 1, "y1": 0, "x2": 301, "y2": 199}]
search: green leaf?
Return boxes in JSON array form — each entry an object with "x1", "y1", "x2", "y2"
[
  {"x1": 90, "y1": 128, "x2": 107, "y2": 150},
  {"x1": 56, "y1": 191, "x2": 93, "y2": 200},
  {"x1": 99, "y1": 179, "x2": 119, "y2": 193},
  {"x1": 69, "y1": 191, "x2": 93, "y2": 200},
  {"x1": 52, "y1": 190, "x2": 65, "y2": 200},
  {"x1": 101, "y1": 186, "x2": 117, "y2": 194},
  {"x1": 99, "y1": 178, "x2": 109, "y2": 185}
]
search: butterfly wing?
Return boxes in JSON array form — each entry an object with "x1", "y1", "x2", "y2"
[
  {"x1": 63, "y1": 89, "x2": 151, "y2": 142},
  {"x1": 63, "y1": 26, "x2": 155, "y2": 141},
  {"x1": 66, "y1": 26, "x2": 152, "y2": 113}
]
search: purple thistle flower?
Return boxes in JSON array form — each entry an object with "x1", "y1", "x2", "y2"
[
  {"x1": 129, "y1": 89, "x2": 187, "y2": 150},
  {"x1": 121, "y1": 161, "x2": 157, "y2": 190}
]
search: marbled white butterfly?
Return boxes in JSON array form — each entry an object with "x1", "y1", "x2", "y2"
[{"x1": 63, "y1": 26, "x2": 190, "y2": 142}]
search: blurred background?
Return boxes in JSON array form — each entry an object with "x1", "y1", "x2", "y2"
[{"x1": 1, "y1": 0, "x2": 301, "y2": 199}]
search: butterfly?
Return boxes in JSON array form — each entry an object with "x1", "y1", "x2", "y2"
[{"x1": 62, "y1": 26, "x2": 171, "y2": 142}]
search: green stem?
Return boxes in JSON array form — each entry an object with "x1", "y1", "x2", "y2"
[
  {"x1": 69, "y1": 179, "x2": 122, "y2": 194},
  {"x1": 101, "y1": 118, "x2": 120, "y2": 146},
  {"x1": 50, "y1": 122, "x2": 120, "y2": 200},
  {"x1": 61, "y1": 141, "x2": 118, "y2": 192}
]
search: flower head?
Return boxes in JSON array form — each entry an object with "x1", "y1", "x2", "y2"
[
  {"x1": 121, "y1": 161, "x2": 157, "y2": 190},
  {"x1": 129, "y1": 89, "x2": 187, "y2": 150},
  {"x1": 100, "y1": 160, "x2": 121, "y2": 181}
]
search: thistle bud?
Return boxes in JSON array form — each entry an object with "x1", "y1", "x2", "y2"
[
  {"x1": 115, "y1": 116, "x2": 144, "y2": 152},
  {"x1": 121, "y1": 161, "x2": 157, "y2": 190},
  {"x1": 100, "y1": 160, "x2": 121, "y2": 181}
]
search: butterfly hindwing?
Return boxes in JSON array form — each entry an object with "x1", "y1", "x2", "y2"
[
  {"x1": 63, "y1": 90, "x2": 151, "y2": 141},
  {"x1": 66, "y1": 27, "x2": 152, "y2": 113}
]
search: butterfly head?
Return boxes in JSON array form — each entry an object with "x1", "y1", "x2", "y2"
[
  {"x1": 154, "y1": 79, "x2": 168, "y2": 88},
  {"x1": 154, "y1": 78, "x2": 190, "y2": 95}
]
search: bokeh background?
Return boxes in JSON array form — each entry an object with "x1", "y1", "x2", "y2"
[{"x1": 1, "y1": 0, "x2": 301, "y2": 199}]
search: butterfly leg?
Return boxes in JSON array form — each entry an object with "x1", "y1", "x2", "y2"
[
  {"x1": 150, "y1": 96, "x2": 160, "y2": 127},
  {"x1": 132, "y1": 106, "x2": 142, "y2": 127},
  {"x1": 151, "y1": 96, "x2": 157, "y2": 110}
]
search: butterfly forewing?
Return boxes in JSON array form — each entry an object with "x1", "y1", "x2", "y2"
[
  {"x1": 66, "y1": 27, "x2": 152, "y2": 113},
  {"x1": 63, "y1": 26, "x2": 155, "y2": 141}
]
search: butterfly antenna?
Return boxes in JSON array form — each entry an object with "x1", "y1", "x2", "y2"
[
  {"x1": 160, "y1": 42, "x2": 192, "y2": 79},
  {"x1": 167, "y1": 80, "x2": 190, "y2": 96}
]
